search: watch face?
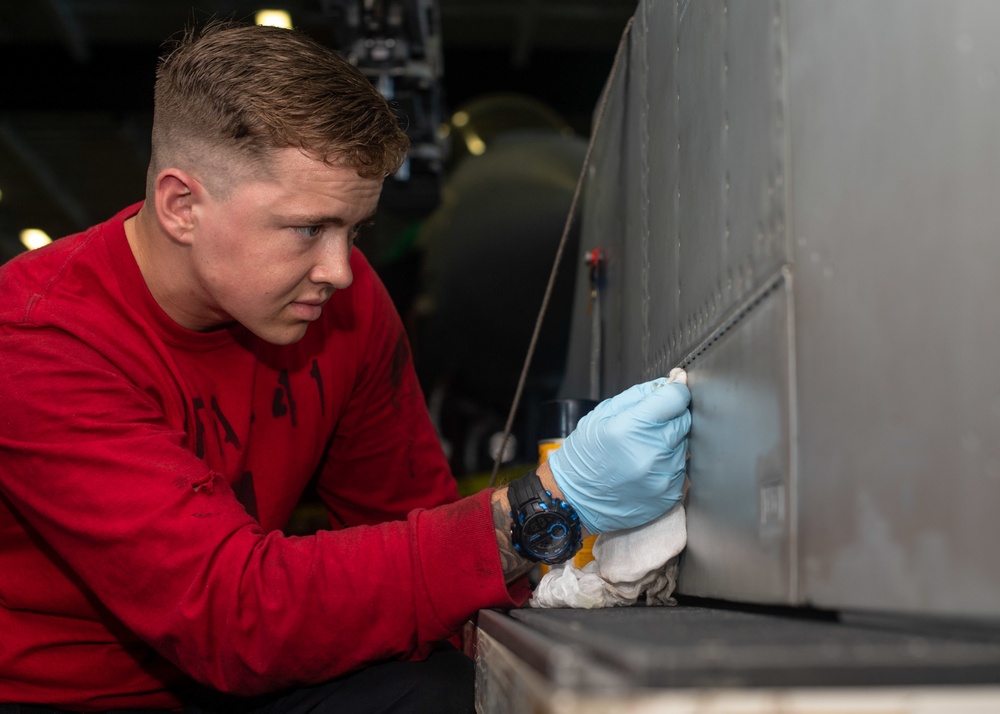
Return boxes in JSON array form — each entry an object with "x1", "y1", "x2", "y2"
[{"x1": 522, "y1": 511, "x2": 573, "y2": 559}]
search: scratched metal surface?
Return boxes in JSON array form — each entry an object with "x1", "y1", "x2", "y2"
[
  {"x1": 563, "y1": 0, "x2": 796, "y2": 606},
  {"x1": 561, "y1": 0, "x2": 1000, "y2": 619}
]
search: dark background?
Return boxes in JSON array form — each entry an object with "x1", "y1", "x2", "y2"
[{"x1": 0, "y1": 0, "x2": 634, "y2": 260}]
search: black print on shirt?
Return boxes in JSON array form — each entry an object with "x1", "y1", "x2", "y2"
[
  {"x1": 211, "y1": 396, "x2": 242, "y2": 449},
  {"x1": 272, "y1": 368, "x2": 297, "y2": 427},
  {"x1": 309, "y1": 359, "x2": 325, "y2": 416},
  {"x1": 192, "y1": 397, "x2": 243, "y2": 459},
  {"x1": 192, "y1": 397, "x2": 207, "y2": 459}
]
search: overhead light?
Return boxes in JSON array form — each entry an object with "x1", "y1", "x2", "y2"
[
  {"x1": 20, "y1": 228, "x2": 52, "y2": 251},
  {"x1": 465, "y1": 131, "x2": 486, "y2": 156},
  {"x1": 255, "y1": 10, "x2": 293, "y2": 29}
]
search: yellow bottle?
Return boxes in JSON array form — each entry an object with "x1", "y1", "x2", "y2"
[{"x1": 537, "y1": 399, "x2": 598, "y2": 573}]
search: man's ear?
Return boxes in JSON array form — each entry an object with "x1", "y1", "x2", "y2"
[{"x1": 153, "y1": 168, "x2": 204, "y2": 246}]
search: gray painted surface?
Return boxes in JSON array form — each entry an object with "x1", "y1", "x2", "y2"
[
  {"x1": 788, "y1": 0, "x2": 1000, "y2": 618},
  {"x1": 562, "y1": 0, "x2": 1000, "y2": 619}
]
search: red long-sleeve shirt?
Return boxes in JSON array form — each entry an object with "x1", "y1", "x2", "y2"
[{"x1": 0, "y1": 203, "x2": 527, "y2": 711}]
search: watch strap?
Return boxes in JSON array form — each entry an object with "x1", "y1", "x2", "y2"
[{"x1": 508, "y1": 470, "x2": 545, "y2": 512}]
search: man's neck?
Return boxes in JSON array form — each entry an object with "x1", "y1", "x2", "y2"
[{"x1": 123, "y1": 205, "x2": 205, "y2": 331}]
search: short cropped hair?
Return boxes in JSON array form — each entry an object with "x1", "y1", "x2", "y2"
[{"x1": 149, "y1": 22, "x2": 409, "y2": 193}]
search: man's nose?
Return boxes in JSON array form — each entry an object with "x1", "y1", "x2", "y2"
[{"x1": 310, "y1": 236, "x2": 354, "y2": 289}]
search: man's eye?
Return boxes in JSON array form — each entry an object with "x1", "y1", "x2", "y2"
[{"x1": 296, "y1": 226, "x2": 323, "y2": 238}]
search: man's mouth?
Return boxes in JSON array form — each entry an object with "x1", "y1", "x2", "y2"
[{"x1": 289, "y1": 298, "x2": 327, "y2": 321}]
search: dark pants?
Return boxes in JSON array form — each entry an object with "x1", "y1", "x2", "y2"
[{"x1": 0, "y1": 645, "x2": 474, "y2": 714}]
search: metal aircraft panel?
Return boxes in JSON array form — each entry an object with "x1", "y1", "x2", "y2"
[{"x1": 564, "y1": 0, "x2": 1000, "y2": 620}]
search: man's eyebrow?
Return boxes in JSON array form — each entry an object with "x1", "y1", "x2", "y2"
[{"x1": 283, "y1": 211, "x2": 377, "y2": 226}]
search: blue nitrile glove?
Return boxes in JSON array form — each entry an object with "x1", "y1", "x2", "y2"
[{"x1": 548, "y1": 377, "x2": 692, "y2": 534}]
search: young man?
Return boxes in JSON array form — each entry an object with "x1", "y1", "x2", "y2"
[{"x1": 0, "y1": 23, "x2": 691, "y2": 714}]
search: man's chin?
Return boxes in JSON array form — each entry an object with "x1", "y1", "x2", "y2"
[{"x1": 250, "y1": 322, "x2": 310, "y2": 346}]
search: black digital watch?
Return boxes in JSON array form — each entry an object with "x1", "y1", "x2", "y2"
[{"x1": 508, "y1": 470, "x2": 583, "y2": 565}]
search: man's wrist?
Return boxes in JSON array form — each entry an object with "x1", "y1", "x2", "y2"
[
  {"x1": 535, "y1": 460, "x2": 589, "y2": 538},
  {"x1": 507, "y1": 468, "x2": 586, "y2": 565},
  {"x1": 490, "y1": 461, "x2": 589, "y2": 584}
]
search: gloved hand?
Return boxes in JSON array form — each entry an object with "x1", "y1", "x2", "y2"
[{"x1": 549, "y1": 374, "x2": 691, "y2": 534}]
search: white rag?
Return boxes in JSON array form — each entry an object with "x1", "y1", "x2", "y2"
[
  {"x1": 528, "y1": 502, "x2": 686, "y2": 608},
  {"x1": 530, "y1": 367, "x2": 689, "y2": 609}
]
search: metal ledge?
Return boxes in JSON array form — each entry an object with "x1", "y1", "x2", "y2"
[{"x1": 479, "y1": 605, "x2": 1000, "y2": 690}]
